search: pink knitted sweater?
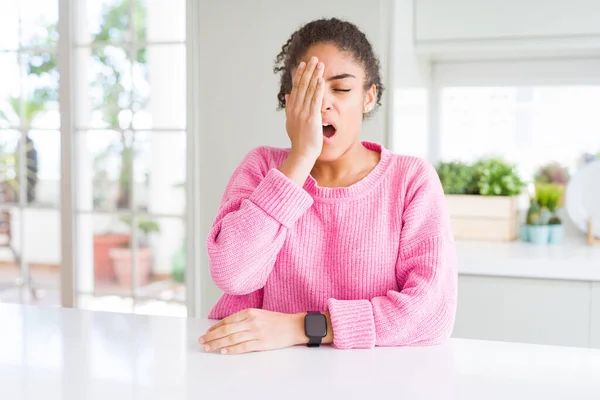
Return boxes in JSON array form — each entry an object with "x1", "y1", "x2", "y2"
[{"x1": 207, "y1": 142, "x2": 457, "y2": 349}]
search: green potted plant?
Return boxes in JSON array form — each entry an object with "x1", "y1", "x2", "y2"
[
  {"x1": 471, "y1": 158, "x2": 526, "y2": 197},
  {"x1": 521, "y1": 197, "x2": 537, "y2": 242},
  {"x1": 435, "y1": 161, "x2": 475, "y2": 195},
  {"x1": 108, "y1": 217, "x2": 160, "y2": 288},
  {"x1": 534, "y1": 162, "x2": 570, "y2": 206},
  {"x1": 437, "y1": 157, "x2": 525, "y2": 241},
  {"x1": 522, "y1": 183, "x2": 564, "y2": 245},
  {"x1": 546, "y1": 184, "x2": 565, "y2": 245},
  {"x1": 525, "y1": 198, "x2": 549, "y2": 244},
  {"x1": 535, "y1": 183, "x2": 553, "y2": 225},
  {"x1": 524, "y1": 185, "x2": 550, "y2": 245}
]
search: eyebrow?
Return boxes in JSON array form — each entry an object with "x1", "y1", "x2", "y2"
[{"x1": 326, "y1": 73, "x2": 356, "y2": 81}]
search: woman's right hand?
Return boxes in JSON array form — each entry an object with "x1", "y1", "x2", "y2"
[{"x1": 284, "y1": 56, "x2": 325, "y2": 162}]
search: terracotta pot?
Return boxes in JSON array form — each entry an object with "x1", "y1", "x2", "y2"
[
  {"x1": 109, "y1": 247, "x2": 152, "y2": 288},
  {"x1": 93, "y1": 234, "x2": 130, "y2": 282}
]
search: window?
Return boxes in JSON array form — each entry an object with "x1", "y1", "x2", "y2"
[
  {"x1": 0, "y1": 1, "x2": 61, "y2": 304},
  {"x1": 429, "y1": 59, "x2": 600, "y2": 183},
  {"x1": 0, "y1": 0, "x2": 193, "y2": 317},
  {"x1": 73, "y1": 0, "x2": 187, "y2": 316},
  {"x1": 439, "y1": 85, "x2": 600, "y2": 180}
]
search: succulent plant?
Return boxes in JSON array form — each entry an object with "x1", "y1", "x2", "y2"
[
  {"x1": 526, "y1": 199, "x2": 542, "y2": 225},
  {"x1": 548, "y1": 215, "x2": 562, "y2": 225},
  {"x1": 534, "y1": 183, "x2": 564, "y2": 225}
]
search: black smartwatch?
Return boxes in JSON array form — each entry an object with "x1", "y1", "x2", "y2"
[{"x1": 304, "y1": 311, "x2": 327, "y2": 347}]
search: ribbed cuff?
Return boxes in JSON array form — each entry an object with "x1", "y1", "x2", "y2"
[
  {"x1": 328, "y1": 298, "x2": 376, "y2": 349},
  {"x1": 249, "y1": 169, "x2": 314, "y2": 227}
]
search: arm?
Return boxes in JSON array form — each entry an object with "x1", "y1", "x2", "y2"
[
  {"x1": 327, "y1": 161, "x2": 457, "y2": 349},
  {"x1": 207, "y1": 148, "x2": 314, "y2": 295}
]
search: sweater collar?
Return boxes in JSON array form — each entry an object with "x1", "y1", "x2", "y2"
[{"x1": 302, "y1": 141, "x2": 392, "y2": 201}]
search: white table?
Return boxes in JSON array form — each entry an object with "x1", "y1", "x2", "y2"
[{"x1": 1, "y1": 304, "x2": 600, "y2": 400}]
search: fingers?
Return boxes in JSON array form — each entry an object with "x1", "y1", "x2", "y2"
[
  {"x1": 303, "y1": 62, "x2": 324, "y2": 109},
  {"x1": 202, "y1": 320, "x2": 249, "y2": 344},
  {"x1": 222, "y1": 340, "x2": 262, "y2": 355},
  {"x1": 204, "y1": 308, "x2": 252, "y2": 334},
  {"x1": 310, "y1": 77, "x2": 325, "y2": 114},
  {"x1": 205, "y1": 330, "x2": 258, "y2": 354},
  {"x1": 293, "y1": 56, "x2": 319, "y2": 110},
  {"x1": 288, "y1": 61, "x2": 306, "y2": 108}
]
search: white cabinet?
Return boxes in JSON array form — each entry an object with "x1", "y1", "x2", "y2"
[
  {"x1": 453, "y1": 275, "x2": 592, "y2": 348},
  {"x1": 415, "y1": 0, "x2": 600, "y2": 42},
  {"x1": 592, "y1": 283, "x2": 600, "y2": 349}
]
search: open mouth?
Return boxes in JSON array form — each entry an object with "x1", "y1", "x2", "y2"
[{"x1": 322, "y1": 123, "x2": 337, "y2": 138}]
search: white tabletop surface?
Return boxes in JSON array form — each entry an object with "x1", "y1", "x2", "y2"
[
  {"x1": 1, "y1": 304, "x2": 600, "y2": 400},
  {"x1": 456, "y1": 239, "x2": 600, "y2": 282}
]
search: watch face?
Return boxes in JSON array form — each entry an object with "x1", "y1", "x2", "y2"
[{"x1": 305, "y1": 314, "x2": 327, "y2": 337}]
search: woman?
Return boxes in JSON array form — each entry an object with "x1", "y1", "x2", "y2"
[{"x1": 199, "y1": 18, "x2": 457, "y2": 354}]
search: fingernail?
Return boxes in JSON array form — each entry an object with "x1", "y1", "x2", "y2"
[
  {"x1": 310, "y1": 57, "x2": 317, "y2": 64},
  {"x1": 317, "y1": 62, "x2": 323, "y2": 69},
  {"x1": 204, "y1": 345, "x2": 210, "y2": 352},
  {"x1": 198, "y1": 337, "x2": 204, "y2": 344},
  {"x1": 298, "y1": 62, "x2": 306, "y2": 68},
  {"x1": 221, "y1": 349, "x2": 227, "y2": 355}
]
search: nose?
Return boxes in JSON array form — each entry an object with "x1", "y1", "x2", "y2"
[{"x1": 321, "y1": 89, "x2": 333, "y2": 113}]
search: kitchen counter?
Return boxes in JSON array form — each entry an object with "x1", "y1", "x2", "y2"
[
  {"x1": 1, "y1": 304, "x2": 600, "y2": 399},
  {"x1": 457, "y1": 239, "x2": 600, "y2": 281}
]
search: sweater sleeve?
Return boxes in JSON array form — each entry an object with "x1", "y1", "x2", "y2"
[
  {"x1": 208, "y1": 289, "x2": 264, "y2": 320},
  {"x1": 207, "y1": 148, "x2": 314, "y2": 295},
  {"x1": 327, "y1": 160, "x2": 457, "y2": 349}
]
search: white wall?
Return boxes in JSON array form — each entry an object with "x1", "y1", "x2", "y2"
[
  {"x1": 195, "y1": 0, "x2": 392, "y2": 316},
  {"x1": 390, "y1": 0, "x2": 432, "y2": 159}
]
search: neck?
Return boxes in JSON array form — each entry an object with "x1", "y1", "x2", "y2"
[{"x1": 311, "y1": 141, "x2": 378, "y2": 185}]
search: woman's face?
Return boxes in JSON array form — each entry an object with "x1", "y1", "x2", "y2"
[{"x1": 292, "y1": 42, "x2": 376, "y2": 162}]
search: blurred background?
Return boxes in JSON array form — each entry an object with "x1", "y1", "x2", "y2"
[{"x1": 1, "y1": 0, "x2": 600, "y2": 349}]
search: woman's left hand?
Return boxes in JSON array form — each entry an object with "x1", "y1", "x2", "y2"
[{"x1": 199, "y1": 309, "x2": 307, "y2": 355}]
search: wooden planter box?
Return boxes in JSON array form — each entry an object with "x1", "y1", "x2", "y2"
[{"x1": 445, "y1": 195, "x2": 519, "y2": 241}]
